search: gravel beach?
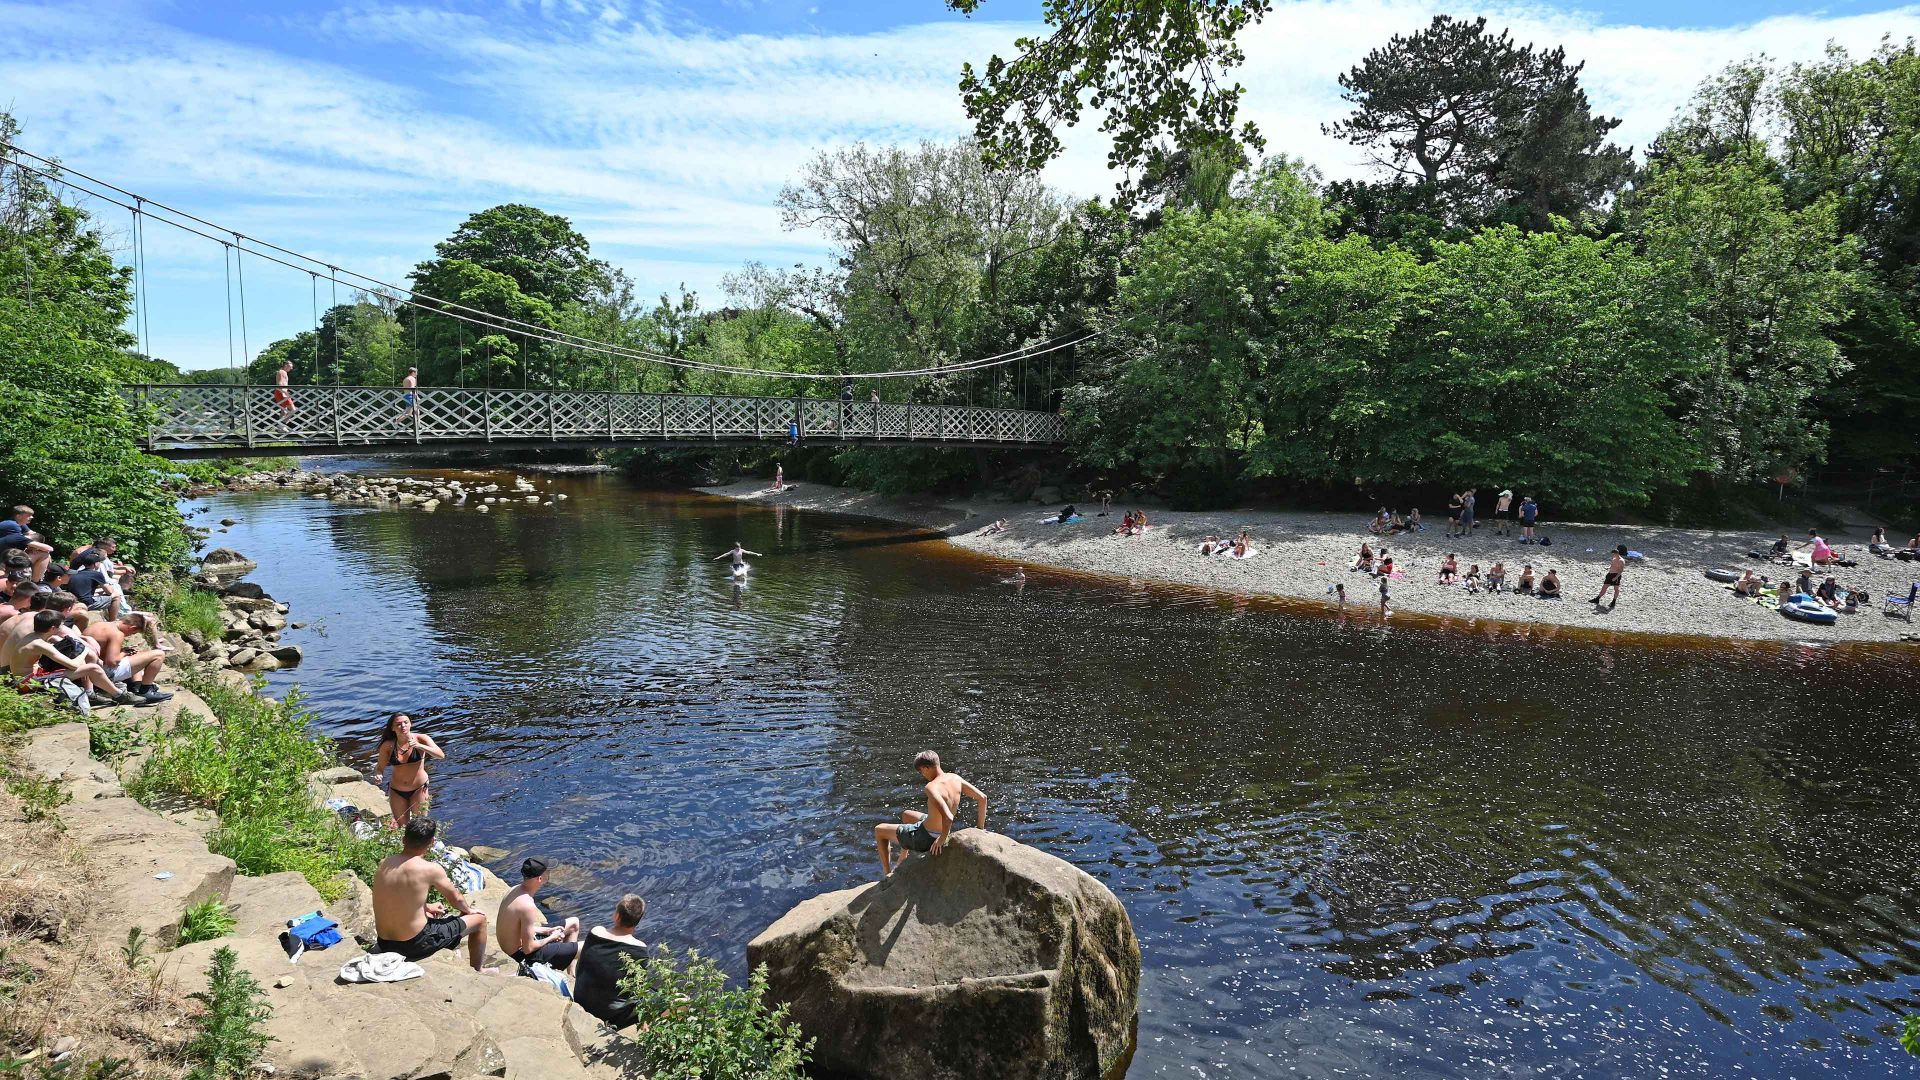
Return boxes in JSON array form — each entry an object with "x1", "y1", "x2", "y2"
[{"x1": 699, "y1": 479, "x2": 1920, "y2": 646}]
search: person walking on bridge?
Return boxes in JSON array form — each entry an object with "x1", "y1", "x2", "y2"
[
  {"x1": 272, "y1": 360, "x2": 296, "y2": 424},
  {"x1": 396, "y1": 367, "x2": 419, "y2": 428}
]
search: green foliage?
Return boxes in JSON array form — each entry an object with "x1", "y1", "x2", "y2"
[
  {"x1": 118, "y1": 927, "x2": 150, "y2": 971},
  {"x1": 1325, "y1": 15, "x2": 1632, "y2": 230},
  {"x1": 185, "y1": 946, "x2": 273, "y2": 1080},
  {"x1": 4, "y1": 774, "x2": 68, "y2": 824},
  {"x1": 86, "y1": 718, "x2": 143, "y2": 761},
  {"x1": 0, "y1": 115, "x2": 189, "y2": 569},
  {"x1": 130, "y1": 572, "x2": 226, "y2": 640},
  {"x1": 947, "y1": 0, "x2": 1271, "y2": 191},
  {"x1": 615, "y1": 948, "x2": 812, "y2": 1080},
  {"x1": 179, "y1": 898, "x2": 237, "y2": 945},
  {"x1": 166, "y1": 457, "x2": 298, "y2": 487},
  {"x1": 130, "y1": 675, "x2": 390, "y2": 898},
  {"x1": 0, "y1": 1057, "x2": 133, "y2": 1080},
  {"x1": 0, "y1": 691, "x2": 67, "y2": 739},
  {"x1": 1901, "y1": 1013, "x2": 1920, "y2": 1056}
]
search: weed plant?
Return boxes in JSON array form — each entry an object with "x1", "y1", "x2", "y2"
[
  {"x1": 184, "y1": 946, "x2": 272, "y2": 1080},
  {"x1": 615, "y1": 947, "x2": 811, "y2": 1080},
  {"x1": 0, "y1": 693, "x2": 66, "y2": 741},
  {"x1": 0, "y1": 1057, "x2": 135, "y2": 1080},
  {"x1": 130, "y1": 573, "x2": 225, "y2": 641},
  {"x1": 3, "y1": 775, "x2": 68, "y2": 825},
  {"x1": 130, "y1": 674, "x2": 389, "y2": 899},
  {"x1": 178, "y1": 899, "x2": 236, "y2": 945}
]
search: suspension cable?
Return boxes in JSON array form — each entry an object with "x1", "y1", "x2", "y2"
[
  {"x1": 232, "y1": 232, "x2": 250, "y2": 368},
  {"x1": 329, "y1": 268, "x2": 340, "y2": 386},
  {"x1": 222, "y1": 242, "x2": 235, "y2": 376},
  {"x1": 0, "y1": 143, "x2": 1096, "y2": 383}
]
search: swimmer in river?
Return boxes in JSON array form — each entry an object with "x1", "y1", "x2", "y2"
[
  {"x1": 873, "y1": 751, "x2": 988, "y2": 880},
  {"x1": 713, "y1": 543, "x2": 762, "y2": 571}
]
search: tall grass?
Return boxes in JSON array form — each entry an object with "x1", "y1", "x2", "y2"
[
  {"x1": 129, "y1": 674, "x2": 389, "y2": 900},
  {"x1": 131, "y1": 572, "x2": 226, "y2": 640}
]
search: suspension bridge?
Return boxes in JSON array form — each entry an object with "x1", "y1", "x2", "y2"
[
  {"x1": 4, "y1": 141, "x2": 1081, "y2": 460},
  {"x1": 129, "y1": 384, "x2": 1068, "y2": 458}
]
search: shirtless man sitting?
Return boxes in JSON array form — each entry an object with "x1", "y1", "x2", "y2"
[
  {"x1": 496, "y1": 857, "x2": 581, "y2": 975},
  {"x1": 371, "y1": 817, "x2": 494, "y2": 972},
  {"x1": 8, "y1": 610, "x2": 141, "y2": 708},
  {"x1": 873, "y1": 751, "x2": 988, "y2": 880},
  {"x1": 85, "y1": 611, "x2": 173, "y2": 704}
]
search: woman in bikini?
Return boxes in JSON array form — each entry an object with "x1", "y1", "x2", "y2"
[{"x1": 377, "y1": 713, "x2": 445, "y2": 830}]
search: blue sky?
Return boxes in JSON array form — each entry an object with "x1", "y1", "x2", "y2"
[{"x1": 5, "y1": 0, "x2": 1919, "y2": 371}]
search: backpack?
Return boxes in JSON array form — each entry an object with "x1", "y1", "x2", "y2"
[{"x1": 1539, "y1": 536, "x2": 1552, "y2": 547}]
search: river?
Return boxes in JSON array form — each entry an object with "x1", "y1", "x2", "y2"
[{"x1": 188, "y1": 464, "x2": 1920, "y2": 1078}]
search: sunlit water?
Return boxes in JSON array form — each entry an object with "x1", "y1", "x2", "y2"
[{"x1": 188, "y1": 464, "x2": 1920, "y2": 1078}]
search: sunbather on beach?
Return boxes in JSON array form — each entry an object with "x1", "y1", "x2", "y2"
[
  {"x1": 1516, "y1": 565, "x2": 1535, "y2": 594},
  {"x1": 1771, "y1": 534, "x2": 1791, "y2": 557},
  {"x1": 1438, "y1": 554, "x2": 1458, "y2": 583},
  {"x1": 1058, "y1": 504, "x2": 1078, "y2": 524},
  {"x1": 1464, "y1": 564, "x2": 1482, "y2": 593},
  {"x1": 1868, "y1": 527, "x2": 1888, "y2": 555},
  {"x1": 1368, "y1": 508, "x2": 1390, "y2": 536},
  {"x1": 1115, "y1": 511, "x2": 1135, "y2": 535},
  {"x1": 1409, "y1": 508, "x2": 1423, "y2": 532},
  {"x1": 1198, "y1": 535, "x2": 1218, "y2": 556},
  {"x1": 1486, "y1": 562, "x2": 1506, "y2": 592},
  {"x1": 1390, "y1": 511, "x2": 1407, "y2": 533},
  {"x1": 1733, "y1": 569, "x2": 1764, "y2": 597},
  {"x1": 1538, "y1": 570, "x2": 1562, "y2": 599},
  {"x1": 1353, "y1": 542, "x2": 1374, "y2": 572}
]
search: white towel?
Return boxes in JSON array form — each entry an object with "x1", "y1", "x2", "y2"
[{"x1": 338, "y1": 952, "x2": 424, "y2": 983}]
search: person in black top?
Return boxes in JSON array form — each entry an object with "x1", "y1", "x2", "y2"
[
  {"x1": 66, "y1": 551, "x2": 121, "y2": 619},
  {"x1": 0, "y1": 506, "x2": 53, "y2": 582},
  {"x1": 572, "y1": 894, "x2": 650, "y2": 1029}
]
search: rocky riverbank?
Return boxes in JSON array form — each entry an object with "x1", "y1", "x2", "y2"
[
  {"x1": 191, "y1": 466, "x2": 571, "y2": 514},
  {"x1": 700, "y1": 478, "x2": 1920, "y2": 646}
]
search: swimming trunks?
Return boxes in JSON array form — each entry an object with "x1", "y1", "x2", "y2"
[
  {"x1": 1604, "y1": 571, "x2": 1621, "y2": 586},
  {"x1": 376, "y1": 913, "x2": 468, "y2": 961},
  {"x1": 510, "y1": 939, "x2": 580, "y2": 969},
  {"x1": 401, "y1": 392, "x2": 416, "y2": 406},
  {"x1": 272, "y1": 388, "x2": 292, "y2": 406},
  {"x1": 896, "y1": 821, "x2": 942, "y2": 853}
]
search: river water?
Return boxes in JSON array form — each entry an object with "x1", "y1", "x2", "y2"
[{"x1": 189, "y1": 465, "x2": 1920, "y2": 1078}]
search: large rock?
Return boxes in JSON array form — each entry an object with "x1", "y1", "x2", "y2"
[
  {"x1": 20, "y1": 723, "x2": 123, "y2": 801},
  {"x1": 747, "y1": 831, "x2": 1139, "y2": 1080},
  {"x1": 221, "y1": 580, "x2": 271, "y2": 600},
  {"x1": 60, "y1": 797, "x2": 236, "y2": 950},
  {"x1": 200, "y1": 548, "x2": 258, "y2": 578}
]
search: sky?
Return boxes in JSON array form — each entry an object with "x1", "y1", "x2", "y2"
[{"x1": 4, "y1": 0, "x2": 1919, "y2": 371}]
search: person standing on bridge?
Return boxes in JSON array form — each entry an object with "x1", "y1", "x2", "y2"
[
  {"x1": 396, "y1": 367, "x2": 419, "y2": 428},
  {"x1": 273, "y1": 360, "x2": 296, "y2": 423}
]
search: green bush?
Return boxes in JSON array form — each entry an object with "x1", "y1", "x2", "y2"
[
  {"x1": 179, "y1": 898, "x2": 237, "y2": 945},
  {"x1": 185, "y1": 946, "x2": 273, "y2": 1080},
  {"x1": 615, "y1": 948, "x2": 812, "y2": 1080},
  {"x1": 0, "y1": 693, "x2": 67, "y2": 741},
  {"x1": 130, "y1": 675, "x2": 389, "y2": 899},
  {"x1": 86, "y1": 718, "x2": 143, "y2": 761},
  {"x1": 131, "y1": 572, "x2": 226, "y2": 641}
]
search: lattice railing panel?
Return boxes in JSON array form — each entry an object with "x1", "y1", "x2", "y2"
[{"x1": 129, "y1": 386, "x2": 1067, "y2": 451}]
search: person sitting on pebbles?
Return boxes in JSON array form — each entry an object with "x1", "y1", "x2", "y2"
[
  {"x1": 1438, "y1": 553, "x2": 1459, "y2": 584},
  {"x1": 1199, "y1": 535, "x2": 1221, "y2": 556},
  {"x1": 1486, "y1": 562, "x2": 1507, "y2": 593},
  {"x1": 1353, "y1": 542, "x2": 1375, "y2": 572},
  {"x1": 1733, "y1": 569, "x2": 1766, "y2": 597},
  {"x1": 1516, "y1": 564, "x2": 1536, "y2": 594},
  {"x1": 1537, "y1": 569, "x2": 1562, "y2": 599}
]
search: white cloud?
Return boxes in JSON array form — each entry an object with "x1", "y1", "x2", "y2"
[{"x1": 5, "y1": 0, "x2": 1918, "y2": 368}]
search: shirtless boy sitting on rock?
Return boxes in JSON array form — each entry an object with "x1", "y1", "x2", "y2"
[
  {"x1": 372, "y1": 817, "x2": 495, "y2": 972},
  {"x1": 873, "y1": 751, "x2": 987, "y2": 880}
]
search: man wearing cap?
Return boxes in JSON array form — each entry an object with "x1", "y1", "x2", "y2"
[
  {"x1": 1493, "y1": 489, "x2": 1514, "y2": 536},
  {"x1": 496, "y1": 857, "x2": 581, "y2": 974}
]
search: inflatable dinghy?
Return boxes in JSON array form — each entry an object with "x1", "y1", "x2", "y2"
[
  {"x1": 1704, "y1": 568, "x2": 1741, "y2": 583},
  {"x1": 1780, "y1": 593, "x2": 1837, "y2": 624}
]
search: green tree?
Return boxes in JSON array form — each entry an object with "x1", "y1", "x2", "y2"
[
  {"x1": 945, "y1": 0, "x2": 1272, "y2": 189},
  {"x1": 1634, "y1": 150, "x2": 1858, "y2": 483},
  {"x1": 0, "y1": 114, "x2": 189, "y2": 566},
  {"x1": 1325, "y1": 16, "x2": 1632, "y2": 229}
]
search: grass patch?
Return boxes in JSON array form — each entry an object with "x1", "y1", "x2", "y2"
[
  {"x1": 614, "y1": 948, "x2": 812, "y2": 1080},
  {"x1": 178, "y1": 899, "x2": 235, "y2": 946},
  {"x1": 130, "y1": 573, "x2": 225, "y2": 641},
  {"x1": 3, "y1": 775, "x2": 68, "y2": 826},
  {"x1": 0, "y1": 693, "x2": 69, "y2": 742},
  {"x1": 128, "y1": 673, "x2": 389, "y2": 901},
  {"x1": 168, "y1": 457, "x2": 298, "y2": 487}
]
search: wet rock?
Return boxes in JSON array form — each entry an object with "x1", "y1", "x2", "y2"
[
  {"x1": 228, "y1": 647, "x2": 259, "y2": 668},
  {"x1": 268, "y1": 644, "x2": 303, "y2": 667},
  {"x1": 201, "y1": 548, "x2": 258, "y2": 577},
  {"x1": 748, "y1": 831, "x2": 1139, "y2": 1080},
  {"x1": 222, "y1": 581, "x2": 270, "y2": 600},
  {"x1": 219, "y1": 518, "x2": 237, "y2": 527}
]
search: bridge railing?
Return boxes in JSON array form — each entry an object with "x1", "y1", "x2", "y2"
[{"x1": 125, "y1": 384, "x2": 1069, "y2": 449}]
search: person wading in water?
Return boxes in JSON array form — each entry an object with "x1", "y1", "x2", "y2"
[
  {"x1": 713, "y1": 542, "x2": 762, "y2": 572},
  {"x1": 378, "y1": 713, "x2": 444, "y2": 831}
]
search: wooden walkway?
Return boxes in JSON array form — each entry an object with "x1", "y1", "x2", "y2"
[{"x1": 128, "y1": 384, "x2": 1069, "y2": 458}]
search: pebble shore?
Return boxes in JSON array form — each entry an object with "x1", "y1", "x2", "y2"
[{"x1": 702, "y1": 480, "x2": 1920, "y2": 646}]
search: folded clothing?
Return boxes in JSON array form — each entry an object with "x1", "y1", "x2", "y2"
[{"x1": 339, "y1": 952, "x2": 425, "y2": 983}]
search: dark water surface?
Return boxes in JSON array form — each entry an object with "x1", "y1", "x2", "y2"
[{"x1": 190, "y1": 466, "x2": 1920, "y2": 1078}]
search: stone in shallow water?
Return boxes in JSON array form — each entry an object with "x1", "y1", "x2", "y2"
[{"x1": 747, "y1": 830, "x2": 1139, "y2": 1080}]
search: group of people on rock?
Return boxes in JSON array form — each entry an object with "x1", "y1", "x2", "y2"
[
  {"x1": 368, "y1": 711, "x2": 989, "y2": 1029},
  {"x1": 2, "y1": 507, "x2": 173, "y2": 709}
]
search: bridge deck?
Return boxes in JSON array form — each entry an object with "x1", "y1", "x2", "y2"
[{"x1": 128, "y1": 385, "x2": 1068, "y2": 458}]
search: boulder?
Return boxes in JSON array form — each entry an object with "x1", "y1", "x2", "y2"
[
  {"x1": 200, "y1": 548, "x2": 258, "y2": 577},
  {"x1": 59, "y1": 797, "x2": 236, "y2": 950},
  {"x1": 228, "y1": 648, "x2": 259, "y2": 668},
  {"x1": 223, "y1": 596, "x2": 276, "y2": 614},
  {"x1": 747, "y1": 832, "x2": 1138, "y2": 1080},
  {"x1": 269, "y1": 644, "x2": 304, "y2": 666},
  {"x1": 19, "y1": 723, "x2": 123, "y2": 802},
  {"x1": 221, "y1": 581, "x2": 270, "y2": 600}
]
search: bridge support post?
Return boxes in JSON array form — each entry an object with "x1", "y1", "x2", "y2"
[
  {"x1": 658, "y1": 397, "x2": 667, "y2": 438},
  {"x1": 242, "y1": 386, "x2": 255, "y2": 449},
  {"x1": 413, "y1": 389, "x2": 422, "y2": 445},
  {"x1": 548, "y1": 394, "x2": 556, "y2": 441},
  {"x1": 606, "y1": 393, "x2": 615, "y2": 442},
  {"x1": 484, "y1": 391, "x2": 493, "y2": 443},
  {"x1": 330, "y1": 386, "x2": 341, "y2": 447}
]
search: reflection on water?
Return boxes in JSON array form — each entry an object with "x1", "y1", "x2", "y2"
[{"x1": 192, "y1": 468, "x2": 1920, "y2": 1078}]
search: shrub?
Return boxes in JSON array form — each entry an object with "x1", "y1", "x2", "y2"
[
  {"x1": 615, "y1": 947, "x2": 812, "y2": 1080},
  {"x1": 86, "y1": 719, "x2": 142, "y2": 761},
  {"x1": 3, "y1": 775, "x2": 68, "y2": 825},
  {"x1": 0, "y1": 693, "x2": 67, "y2": 740},
  {"x1": 130, "y1": 675, "x2": 390, "y2": 899},
  {"x1": 130, "y1": 573, "x2": 226, "y2": 641},
  {"x1": 184, "y1": 946, "x2": 273, "y2": 1080},
  {"x1": 179, "y1": 898, "x2": 236, "y2": 945}
]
